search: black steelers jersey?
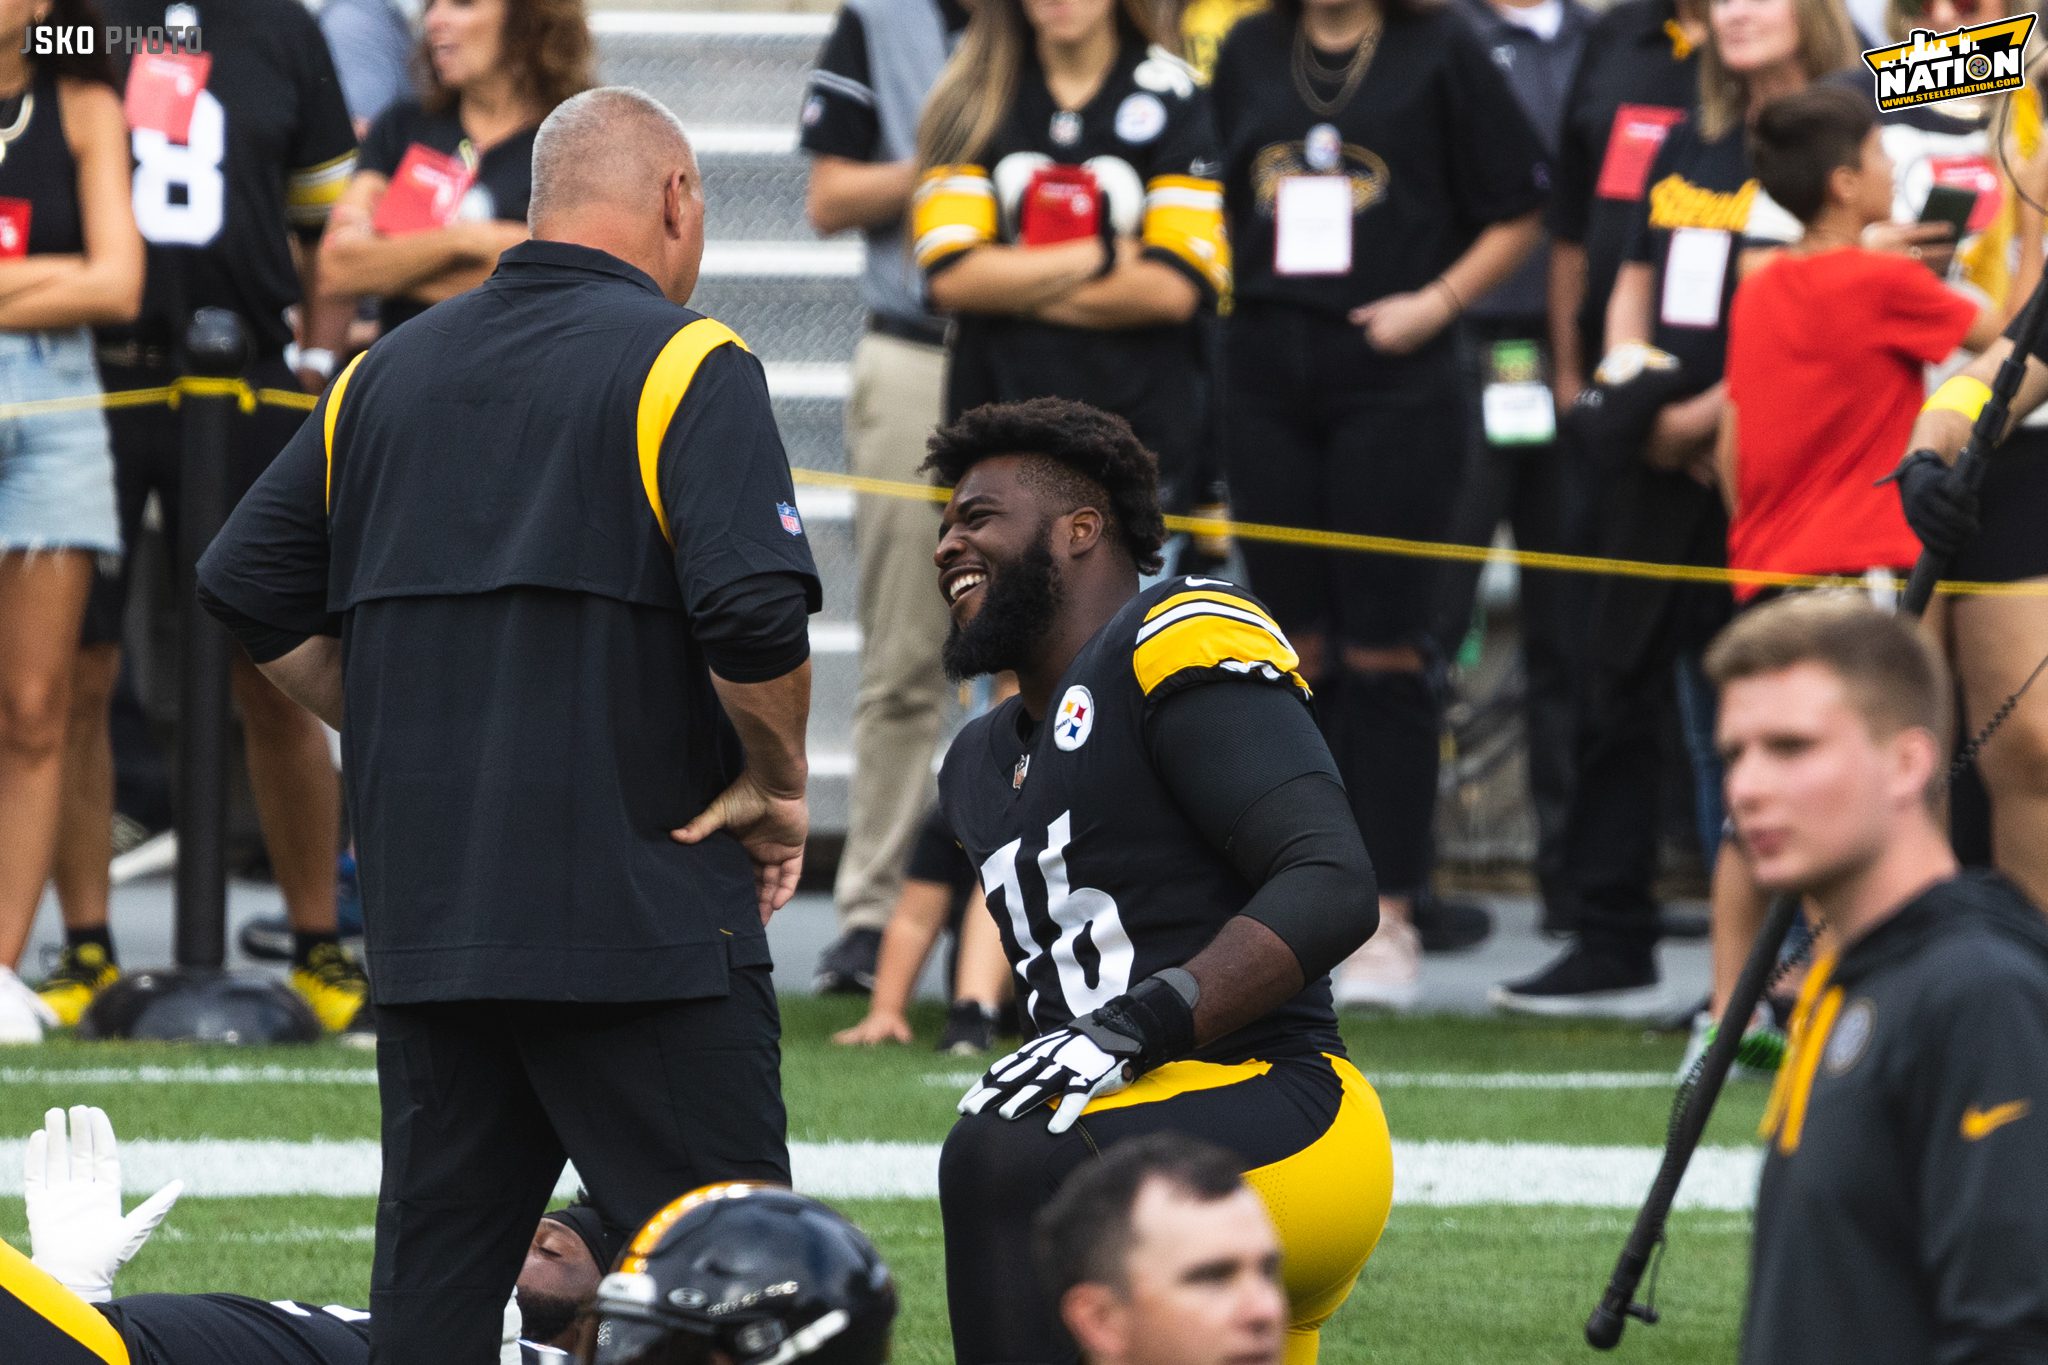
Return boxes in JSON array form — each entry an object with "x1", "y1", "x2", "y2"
[
  {"x1": 937, "y1": 576, "x2": 1343, "y2": 1064},
  {"x1": 104, "y1": 1292, "x2": 565, "y2": 1364},
  {"x1": 98, "y1": 0, "x2": 356, "y2": 358},
  {"x1": 911, "y1": 41, "x2": 1227, "y2": 509}
]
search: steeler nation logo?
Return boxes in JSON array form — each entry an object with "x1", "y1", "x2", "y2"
[{"x1": 1864, "y1": 14, "x2": 2034, "y2": 112}]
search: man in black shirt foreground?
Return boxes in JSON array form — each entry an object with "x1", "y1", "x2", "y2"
[
  {"x1": 2, "y1": 1106, "x2": 607, "y2": 1363},
  {"x1": 197, "y1": 86, "x2": 819, "y2": 1364},
  {"x1": 1707, "y1": 594, "x2": 2048, "y2": 1364}
]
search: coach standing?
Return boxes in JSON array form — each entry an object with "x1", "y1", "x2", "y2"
[{"x1": 195, "y1": 87, "x2": 819, "y2": 1364}]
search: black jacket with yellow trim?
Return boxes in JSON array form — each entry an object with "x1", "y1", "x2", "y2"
[{"x1": 1743, "y1": 871, "x2": 2048, "y2": 1365}]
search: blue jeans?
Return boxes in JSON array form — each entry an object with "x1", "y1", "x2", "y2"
[{"x1": 0, "y1": 327, "x2": 119, "y2": 555}]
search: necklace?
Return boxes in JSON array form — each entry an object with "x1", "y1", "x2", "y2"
[
  {"x1": 0, "y1": 90, "x2": 32, "y2": 167},
  {"x1": 1291, "y1": 18, "x2": 1381, "y2": 118}
]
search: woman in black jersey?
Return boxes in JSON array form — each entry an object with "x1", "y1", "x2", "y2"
[
  {"x1": 319, "y1": 0, "x2": 592, "y2": 335},
  {"x1": 0, "y1": 0, "x2": 140, "y2": 1041},
  {"x1": 1211, "y1": 0, "x2": 1546, "y2": 1006},
  {"x1": 910, "y1": 0, "x2": 1229, "y2": 520}
]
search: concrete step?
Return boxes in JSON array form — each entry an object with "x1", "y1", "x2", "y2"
[
  {"x1": 697, "y1": 131, "x2": 818, "y2": 241},
  {"x1": 594, "y1": 13, "x2": 831, "y2": 130}
]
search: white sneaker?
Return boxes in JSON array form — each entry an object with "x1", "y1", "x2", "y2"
[
  {"x1": 0, "y1": 965, "x2": 56, "y2": 1043},
  {"x1": 1333, "y1": 919, "x2": 1422, "y2": 1011}
]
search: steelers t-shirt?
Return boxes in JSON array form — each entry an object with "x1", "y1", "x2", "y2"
[
  {"x1": 1623, "y1": 117, "x2": 1799, "y2": 387},
  {"x1": 1211, "y1": 7, "x2": 1548, "y2": 316},
  {"x1": 911, "y1": 41, "x2": 1228, "y2": 508},
  {"x1": 99, "y1": 0, "x2": 356, "y2": 360}
]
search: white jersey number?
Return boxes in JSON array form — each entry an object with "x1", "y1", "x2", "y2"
[
  {"x1": 980, "y1": 810, "x2": 1134, "y2": 1022},
  {"x1": 132, "y1": 90, "x2": 226, "y2": 246}
]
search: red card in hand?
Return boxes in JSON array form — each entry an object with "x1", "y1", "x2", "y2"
[
  {"x1": 1019, "y1": 164, "x2": 1102, "y2": 246},
  {"x1": 0, "y1": 199, "x2": 30, "y2": 259},
  {"x1": 1595, "y1": 104, "x2": 1684, "y2": 203},
  {"x1": 372, "y1": 143, "x2": 477, "y2": 236},
  {"x1": 123, "y1": 51, "x2": 211, "y2": 143}
]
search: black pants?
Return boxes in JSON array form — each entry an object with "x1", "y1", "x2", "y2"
[
  {"x1": 1220, "y1": 301, "x2": 1465, "y2": 893},
  {"x1": 367, "y1": 973, "x2": 788, "y2": 1365},
  {"x1": 1560, "y1": 464, "x2": 1730, "y2": 958},
  {"x1": 1434, "y1": 317, "x2": 1593, "y2": 915}
]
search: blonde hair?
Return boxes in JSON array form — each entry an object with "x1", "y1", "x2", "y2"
[
  {"x1": 917, "y1": 0, "x2": 1164, "y2": 170},
  {"x1": 1704, "y1": 593, "x2": 1953, "y2": 801},
  {"x1": 1697, "y1": 0, "x2": 1860, "y2": 141}
]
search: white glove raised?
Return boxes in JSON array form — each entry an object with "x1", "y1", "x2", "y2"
[
  {"x1": 25, "y1": 1106, "x2": 183, "y2": 1303},
  {"x1": 501, "y1": 1286, "x2": 524, "y2": 1365},
  {"x1": 959, "y1": 1018, "x2": 1142, "y2": 1135}
]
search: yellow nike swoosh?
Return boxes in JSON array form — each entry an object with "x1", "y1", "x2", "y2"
[{"x1": 1961, "y1": 1099, "x2": 2031, "y2": 1141}]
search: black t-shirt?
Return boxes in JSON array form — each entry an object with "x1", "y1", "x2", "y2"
[
  {"x1": 1546, "y1": 0, "x2": 1699, "y2": 359},
  {"x1": 797, "y1": 0, "x2": 969, "y2": 161},
  {"x1": 359, "y1": 100, "x2": 538, "y2": 334},
  {"x1": 912, "y1": 41, "x2": 1226, "y2": 508},
  {"x1": 938, "y1": 577, "x2": 1344, "y2": 1064},
  {"x1": 104, "y1": 1293, "x2": 564, "y2": 1364},
  {"x1": 1622, "y1": 117, "x2": 1798, "y2": 388},
  {"x1": 198, "y1": 243, "x2": 820, "y2": 1004},
  {"x1": 0, "y1": 69, "x2": 84, "y2": 256},
  {"x1": 1211, "y1": 7, "x2": 1549, "y2": 316},
  {"x1": 98, "y1": 0, "x2": 356, "y2": 359}
]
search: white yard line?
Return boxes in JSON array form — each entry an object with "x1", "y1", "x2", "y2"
[
  {"x1": 921, "y1": 1069, "x2": 1680, "y2": 1091},
  {"x1": 0, "y1": 1139, "x2": 1760, "y2": 1210}
]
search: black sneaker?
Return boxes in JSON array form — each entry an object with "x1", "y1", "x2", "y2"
[
  {"x1": 936, "y1": 1001, "x2": 998, "y2": 1056},
  {"x1": 240, "y1": 854, "x2": 364, "y2": 961},
  {"x1": 1488, "y1": 944, "x2": 1665, "y2": 1019},
  {"x1": 813, "y1": 928, "x2": 882, "y2": 995},
  {"x1": 1412, "y1": 892, "x2": 1493, "y2": 954}
]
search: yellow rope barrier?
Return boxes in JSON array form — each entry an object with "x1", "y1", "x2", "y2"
[
  {"x1": 3, "y1": 383, "x2": 2038, "y2": 598},
  {"x1": 786, "y1": 467, "x2": 2048, "y2": 600}
]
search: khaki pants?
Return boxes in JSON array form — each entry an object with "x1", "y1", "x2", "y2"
[{"x1": 833, "y1": 331, "x2": 951, "y2": 933}]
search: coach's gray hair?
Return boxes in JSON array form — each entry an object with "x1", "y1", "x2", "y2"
[{"x1": 528, "y1": 86, "x2": 694, "y2": 228}]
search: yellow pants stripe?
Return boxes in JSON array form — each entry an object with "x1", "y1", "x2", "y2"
[{"x1": 0, "y1": 1238, "x2": 129, "y2": 1365}]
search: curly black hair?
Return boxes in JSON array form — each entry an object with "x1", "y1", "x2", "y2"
[{"x1": 921, "y1": 397, "x2": 1168, "y2": 574}]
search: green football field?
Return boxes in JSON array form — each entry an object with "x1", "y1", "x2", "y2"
[{"x1": 0, "y1": 1001, "x2": 1772, "y2": 1364}]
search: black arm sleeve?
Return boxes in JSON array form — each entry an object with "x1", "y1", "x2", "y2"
[
  {"x1": 695, "y1": 572, "x2": 814, "y2": 683},
  {"x1": 1147, "y1": 680, "x2": 1379, "y2": 980}
]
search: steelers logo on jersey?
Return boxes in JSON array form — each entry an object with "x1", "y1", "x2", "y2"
[{"x1": 1054, "y1": 685, "x2": 1096, "y2": 751}]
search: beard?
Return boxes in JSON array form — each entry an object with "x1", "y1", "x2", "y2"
[
  {"x1": 516, "y1": 1286, "x2": 586, "y2": 1347},
  {"x1": 942, "y1": 533, "x2": 1063, "y2": 683}
]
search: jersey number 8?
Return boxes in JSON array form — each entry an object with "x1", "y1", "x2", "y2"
[
  {"x1": 980, "y1": 810, "x2": 1134, "y2": 1023},
  {"x1": 132, "y1": 90, "x2": 226, "y2": 247}
]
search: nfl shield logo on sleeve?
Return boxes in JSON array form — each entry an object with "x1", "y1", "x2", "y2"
[{"x1": 776, "y1": 502, "x2": 804, "y2": 536}]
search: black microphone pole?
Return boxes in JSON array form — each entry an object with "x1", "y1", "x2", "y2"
[{"x1": 1588, "y1": 270, "x2": 2048, "y2": 1351}]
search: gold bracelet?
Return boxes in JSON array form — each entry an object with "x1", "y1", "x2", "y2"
[{"x1": 1922, "y1": 374, "x2": 1993, "y2": 422}]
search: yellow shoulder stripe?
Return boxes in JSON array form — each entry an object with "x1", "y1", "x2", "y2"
[
  {"x1": 637, "y1": 319, "x2": 751, "y2": 546},
  {"x1": 1133, "y1": 610, "x2": 1309, "y2": 697},
  {"x1": 0, "y1": 1238, "x2": 130, "y2": 1364},
  {"x1": 1143, "y1": 589, "x2": 1283, "y2": 632},
  {"x1": 322, "y1": 351, "x2": 367, "y2": 513}
]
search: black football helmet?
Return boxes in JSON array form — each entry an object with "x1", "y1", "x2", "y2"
[{"x1": 572, "y1": 1183, "x2": 896, "y2": 1365}]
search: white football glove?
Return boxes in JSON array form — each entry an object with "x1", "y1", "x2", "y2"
[
  {"x1": 960, "y1": 1016, "x2": 1144, "y2": 1135},
  {"x1": 26, "y1": 1106, "x2": 183, "y2": 1303},
  {"x1": 501, "y1": 1286, "x2": 524, "y2": 1365}
]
